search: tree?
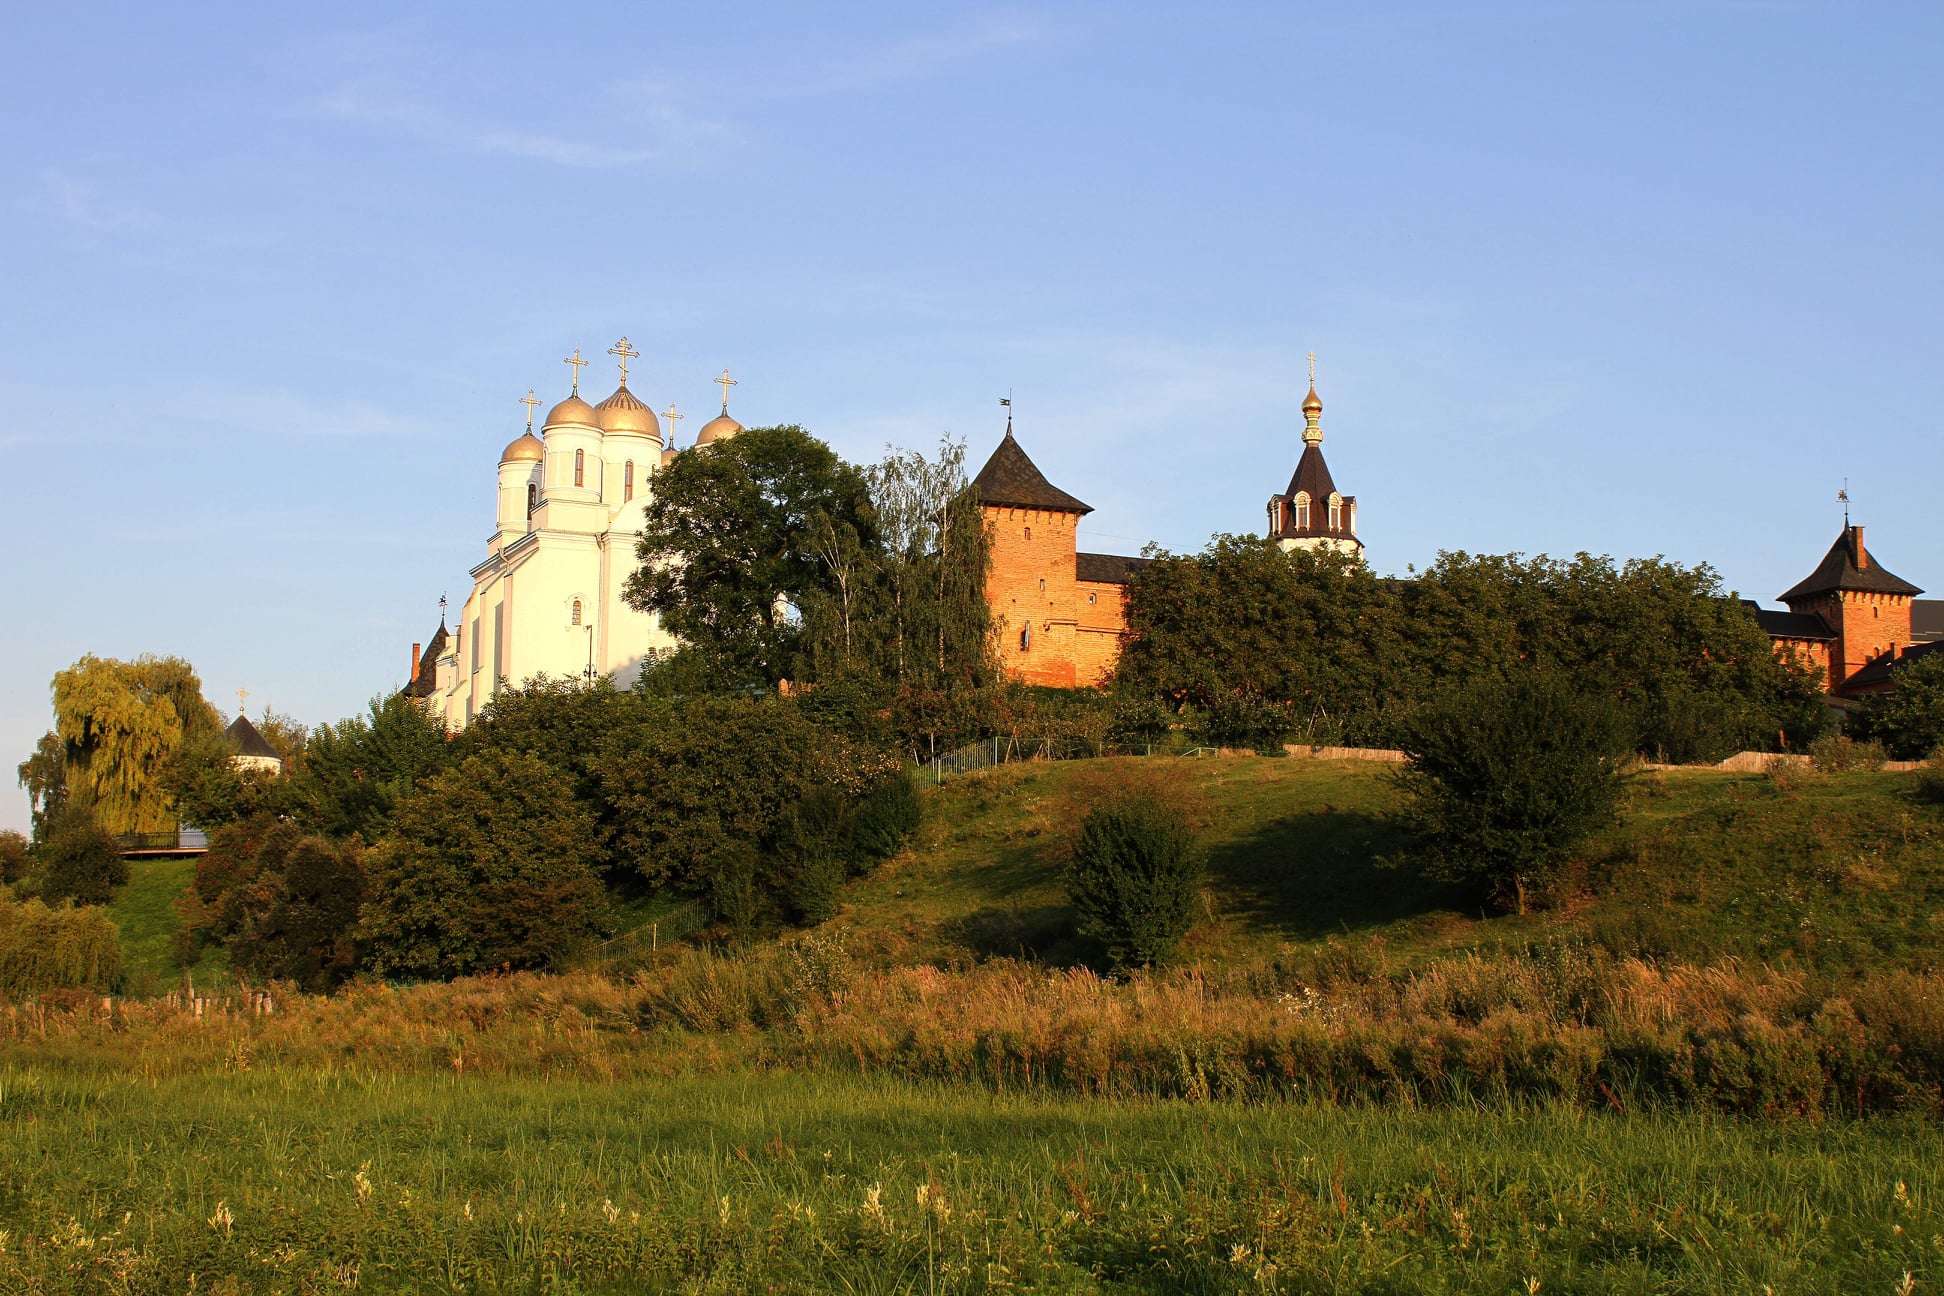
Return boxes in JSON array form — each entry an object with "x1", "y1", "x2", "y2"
[
  {"x1": 358, "y1": 751, "x2": 606, "y2": 979},
  {"x1": 1065, "y1": 795, "x2": 1204, "y2": 972},
  {"x1": 626, "y1": 425, "x2": 877, "y2": 685},
  {"x1": 295, "y1": 693, "x2": 452, "y2": 839},
  {"x1": 16, "y1": 732, "x2": 66, "y2": 840},
  {"x1": 226, "y1": 830, "x2": 365, "y2": 992},
  {"x1": 1854, "y1": 651, "x2": 1944, "y2": 759},
  {"x1": 1397, "y1": 670, "x2": 1630, "y2": 914},
  {"x1": 32, "y1": 803, "x2": 129, "y2": 906},
  {"x1": 0, "y1": 831, "x2": 30, "y2": 886},
  {"x1": 161, "y1": 731, "x2": 289, "y2": 832},
  {"x1": 50, "y1": 655, "x2": 220, "y2": 834}
]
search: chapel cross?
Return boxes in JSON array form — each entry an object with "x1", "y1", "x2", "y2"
[
  {"x1": 1308, "y1": 351, "x2": 1317, "y2": 387},
  {"x1": 663, "y1": 403, "x2": 685, "y2": 445},
  {"x1": 609, "y1": 337, "x2": 639, "y2": 385},
  {"x1": 563, "y1": 347, "x2": 587, "y2": 393},
  {"x1": 713, "y1": 367, "x2": 738, "y2": 411},
  {"x1": 519, "y1": 388, "x2": 540, "y2": 431},
  {"x1": 236, "y1": 687, "x2": 249, "y2": 716}
]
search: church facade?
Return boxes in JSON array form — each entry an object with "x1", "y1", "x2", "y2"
[{"x1": 405, "y1": 341, "x2": 745, "y2": 728}]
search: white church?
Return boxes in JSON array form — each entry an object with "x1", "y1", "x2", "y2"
[{"x1": 405, "y1": 339, "x2": 744, "y2": 728}]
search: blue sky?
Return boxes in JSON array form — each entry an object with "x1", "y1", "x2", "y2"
[{"x1": 4, "y1": 2, "x2": 1941, "y2": 832}]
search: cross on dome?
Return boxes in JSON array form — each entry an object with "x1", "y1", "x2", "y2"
[
  {"x1": 519, "y1": 388, "x2": 540, "y2": 431},
  {"x1": 563, "y1": 347, "x2": 587, "y2": 393},
  {"x1": 609, "y1": 337, "x2": 639, "y2": 385},
  {"x1": 714, "y1": 367, "x2": 738, "y2": 411},
  {"x1": 663, "y1": 403, "x2": 684, "y2": 444}
]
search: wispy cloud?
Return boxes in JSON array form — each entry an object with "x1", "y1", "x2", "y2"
[
  {"x1": 29, "y1": 170, "x2": 156, "y2": 233},
  {"x1": 168, "y1": 388, "x2": 429, "y2": 441}
]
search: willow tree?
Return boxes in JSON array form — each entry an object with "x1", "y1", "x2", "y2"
[{"x1": 50, "y1": 655, "x2": 220, "y2": 835}]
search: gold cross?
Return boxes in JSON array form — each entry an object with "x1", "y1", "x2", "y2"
[
  {"x1": 1308, "y1": 351, "x2": 1317, "y2": 387},
  {"x1": 663, "y1": 403, "x2": 684, "y2": 444},
  {"x1": 713, "y1": 367, "x2": 738, "y2": 411},
  {"x1": 519, "y1": 388, "x2": 540, "y2": 431},
  {"x1": 236, "y1": 687, "x2": 249, "y2": 715},
  {"x1": 563, "y1": 347, "x2": 587, "y2": 393},
  {"x1": 608, "y1": 337, "x2": 639, "y2": 385}
]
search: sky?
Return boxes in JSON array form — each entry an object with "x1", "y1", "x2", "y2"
[{"x1": 2, "y1": 2, "x2": 1941, "y2": 833}]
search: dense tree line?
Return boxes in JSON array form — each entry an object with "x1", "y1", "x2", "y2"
[{"x1": 1115, "y1": 539, "x2": 1829, "y2": 760}]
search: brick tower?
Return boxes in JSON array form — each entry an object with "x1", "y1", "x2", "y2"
[
  {"x1": 1778, "y1": 525, "x2": 1922, "y2": 693},
  {"x1": 974, "y1": 418, "x2": 1094, "y2": 687}
]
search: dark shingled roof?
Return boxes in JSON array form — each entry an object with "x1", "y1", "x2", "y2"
[
  {"x1": 402, "y1": 623, "x2": 450, "y2": 698},
  {"x1": 1282, "y1": 443, "x2": 1339, "y2": 506},
  {"x1": 1740, "y1": 600, "x2": 1835, "y2": 641},
  {"x1": 1781, "y1": 527, "x2": 1924, "y2": 603},
  {"x1": 1076, "y1": 552, "x2": 1150, "y2": 585},
  {"x1": 1914, "y1": 598, "x2": 1944, "y2": 642},
  {"x1": 972, "y1": 429, "x2": 1091, "y2": 514},
  {"x1": 225, "y1": 715, "x2": 282, "y2": 762},
  {"x1": 1844, "y1": 639, "x2": 1944, "y2": 692}
]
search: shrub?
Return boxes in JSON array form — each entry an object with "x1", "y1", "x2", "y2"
[
  {"x1": 780, "y1": 789, "x2": 849, "y2": 925},
  {"x1": 1196, "y1": 693, "x2": 1295, "y2": 753},
  {"x1": 225, "y1": 831, "x2": 366, "y2": 992},
  {"x1": 358, "y1": 751, "x2": 607, "y2": 979},
  {"x1": 1853, "y1": 651, "x2": 1944, "y2": 759},
  {"x1": 1762, "y1": 755, "x2": 1816, "y2": 795},
  {"x1": 1809, "y1": 734, "x2": 1888, "y2": 773},
  {"x1": 32, "y1": 804, "x2": 128, "y2": 905},
  {"x1": 0, "y1": 831, "x2": 29, "y2": 885},
  {"x1": 1397, "y1": 670, "x2": 1630, "y2": 914},
  {"x1": 1066, "y1": 796, "x2": 1204, "y2": 971},
  {"x1": 0, "y1": 896, "x2": 123, "y2": 997},
  {"x1": 847, "y1": 769, "x2": 922, "y2": 864}
]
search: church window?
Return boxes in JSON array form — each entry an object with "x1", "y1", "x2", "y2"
[
  {"x1": 574, "y1": 448, "x2": 585, "y2": 487},
  {"x1": 1088, "y1": 592, "x2": 1097, "y2": 605},
  {"x1": 1328, "y1": 494, "x2": 1342, "y2": 531},
  {"x1": 571, "y1": 599, "x2": 583, "y2": 626},
  {"x1": 527, "y1": 482, "x2": 538, "y2": 512},
  {"x1": 1020, "y1": 623, "x2": 1032, "y2": 651},
  {"x1": 1295, "y1": 493, "x2": 1310, "y2": 530},
  {"x1": 624, "y1": 461, "x2": 635, "y2": 503},
  {"x1": 1039, "y1": 578, "x2": 1046, "y2": 591}
]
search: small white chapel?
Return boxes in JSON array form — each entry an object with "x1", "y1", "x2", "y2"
[{"x1": 405, "y1": 339, "x2": 746, "y2": 729}]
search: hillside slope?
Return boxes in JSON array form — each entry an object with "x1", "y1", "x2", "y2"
[{"x1": 833, "y1": 755, "x2": 1944, "y2": 975}]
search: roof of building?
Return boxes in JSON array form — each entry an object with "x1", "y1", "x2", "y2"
[
  {"x1": 1740, "y1": 600, "x2": 1835, "y2": 641},
  {"x1": 1780, "y1": 526, "x2": 1924, "y2": 603},
  {"x1": 1914, "y1": 598, "x2": 1944, "y2": 642},
  {"x1": 1280, "y1": 443, "x2": 1342, "y2": 512},
  {"x1": 1076, "y1": 552, "x2": 1151, "y2": 585},
  {"x1": 402, "y1": 623, "x2": 449, "y2": 698},
  {"x1": 972, "y1": 428, "x2": 1092, "y2": 514},
  {"x1": 593, "y1": 383, "x2": 660, "y2": 437},
  {"x1": 1843, "y1": 639, "x2": 1944, "y2": 692},
  {"x1": 697, "y1": 411, "x2": 743, "y2": 445},
  {"x1": 225, "y1": 714, "x2": 282, "y2": 762}
]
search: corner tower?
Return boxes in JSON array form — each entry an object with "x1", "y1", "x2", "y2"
[
  {"x1": 1779, "y1": 524, "x2": 1922, "y2": 693},
  {"x1": 1266, "y1": 355, "x2": 1362, "y2": 558},
  {"x1": 974, "y1": 413, "x2": 1093, "y2": 688}
]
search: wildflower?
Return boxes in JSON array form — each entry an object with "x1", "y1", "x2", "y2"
[
  {"x1": 1230, "y1": 1243, "x2": 1253, "y2": 1263},
  {"x1": 353, "y1": 1165, "x2": 372, "y2": 1202},
  {"x1": 917, "y1": 1183, "x2": 952, "y2": 1222},
  {"x1": 463, "y1": 1201, "x2": 472, "y2": 1221},
  {"x1": 1897, "y1": 1181, "x2": 1912, "y2": 1209},
  {"x1": 602, "y1": 1199, "x2": 620, "y2": 1225},
  {"x1": 208, "y1": 1201, "x2": 234, "y2": 1240},
  {"x1": 719, "y1": 1195, "x2": 732, "y2": 1227},
  {"x1": 861, "y1": 1184, "x2": 889, "y2": 1231}
]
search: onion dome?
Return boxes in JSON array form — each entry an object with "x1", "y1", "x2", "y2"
[
  {"x1": 594, "y1": 383, "x2": 661, "y2": 437},
  {"x1": 697, "y1": 411, "x2": 743, "y2": 445},
  {"x1": 544, "y1": 393, "x2": 598, "y2": 428},
  {"x1": 500, "y1": 431, "x2": 544, "y2": 463},
  {"x1": 660, "y1": 445, "x2": 679, "y2": 467}
]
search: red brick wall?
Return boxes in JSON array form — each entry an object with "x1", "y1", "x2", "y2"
[
  {"x1": 1074, "y1": 580, "x2": 1130, "y2": 687},
  {"x1": 1769, "y1": 636, "x2": 1833, "y2": 692},
  {"x1": 985, "y1": 506, "x2": 1082, "y2": 688},
  {"x1": 1796, "y1": 592, "x2": 1912, "y2": 688}
]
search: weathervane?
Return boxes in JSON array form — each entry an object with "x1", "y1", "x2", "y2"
[
  {"x1": 1000, "y1": 393, "x2": 1012, "y2": 434},
  {"x1": 608, "y1": 337, "x2": 639, "y2": 385},
  {"x1": 563, "y1": 347, "x2": 587, "y2": 393},
  {"x1": 1839, "y1": 479, "x2": 1851, "y2": 526},
  {"x1": 438, "y1": 593, "x2": 448, "y2": 625},
  {"x1": 519, "y1": 388, "x2": 539, "y2": 432}
]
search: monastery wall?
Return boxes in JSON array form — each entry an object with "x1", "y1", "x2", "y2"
[{"x1": 985, "y1": 505, "x2": 1082, "y2": 688}]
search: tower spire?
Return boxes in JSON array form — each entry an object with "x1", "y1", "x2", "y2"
[{"x1": 1301, "y1": 352, "x2": 1324, "y2": 447}]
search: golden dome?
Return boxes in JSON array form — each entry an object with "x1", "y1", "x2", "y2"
[
  {"x1": 696, "y1": 412, "x2": 743, "y2": 446},
  {"x1": 544, "y1": 393, "x2": 598, "y2": 428},
  {"x1": 500, "y1": 431, "x2": 544, "y2": 463},
  {"x1": 660, "y1": 445, "x2": 679, "y2": 467},
  {"x1": 1301, "y1": 385, "x2": 1323, "y2": 415},
  {"x1": 594, "y1": 384, "x2": 661, "y2": 437}
]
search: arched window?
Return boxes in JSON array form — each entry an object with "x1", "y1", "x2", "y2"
[
  {"x1": 1020, "y1": 623, "x2": 1032, "y2": 651},
  {"x1": 1295, "y1": 492, "x2": 1310, "y2": 530},
  {"x1": 574, "y1": 448, "x2": 585, "y2": 487},
  {"x1": 526, "y1": 482, "x2": 537, "y2": 511},
  {"x1": 571, "y1": 599, "x2": 583, "y2": 626},
  {"x1": 1271, "y1": 499, "x2": 1283, "y2": 534},
  {"x1": 624, "y1": 460, "x2": 635, "y2": 503},
  {"x1": 1087, "y1": 591, "x2": 1097, "y2": 605},
  {"x1": 1038, "y1": 577, "x2": 1046, "y2": 591},
  {"x1": 1024, "y1": 525, "x2": 1032, "y2": 541},
  {"x1": 1328, "y1": 493, "x2": 1342, "y2": 531}
]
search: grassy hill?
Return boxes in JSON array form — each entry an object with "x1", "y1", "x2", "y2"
[{"x1": 832, "y1": 754, "x2": 1944, "y2": 977}]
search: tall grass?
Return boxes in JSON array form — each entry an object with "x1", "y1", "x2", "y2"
[{"x1": 0, "y1": 1066, "x2": 1934, "y2": 1294}]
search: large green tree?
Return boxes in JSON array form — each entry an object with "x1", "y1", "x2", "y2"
[
  {"x1": 16, "y1": 732, "x2": 66, "y2": 840},
  {"x1": 626, "y1": 425, "x2": 877, "y2": 685},
  {"x1": 49, "y1": 655, "x2": 220, "y2": 835},
  {"x1": 295, "y1": 693, "x2": 452, "y2": 840},
  {"x1": 1854, "y1": 651, "x2": 1944, "y2": 759}
]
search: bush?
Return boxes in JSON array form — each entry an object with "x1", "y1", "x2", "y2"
[
  {"x1": 358, "y1": 751, "x2": 607, "y2": 979},
  {"x1": 223, "y1": 829, "x2": 366, "y2": 992},
  {"x1": 0, "y1": 896, "x2": 123, "y2": 997},
  {"x1": 32, "y1": 804, "x2": 128, "y2": 905},
  {"x1": 1066, "y1": 797, "x2": 1204, "y2": 971},
  {"x1": 848, "y1": 769, "x2": 922, "y2": 864},
  {"x1": 0, "y1": 831, "x2": 29, "y2": 885},
  {"x1": 1196, "y1": 693, "x2": 1296, "y2": 753},
  {"x1": 1809, "y1": 734, "x2": 1888, "y2": 773},
  {"x1": 1397, "y1": 671, "x2": 1630, "y2": 914}
]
